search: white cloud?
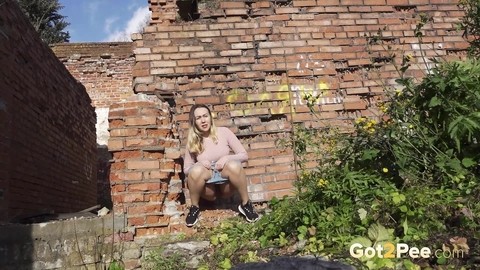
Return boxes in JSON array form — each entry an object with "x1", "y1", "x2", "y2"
[
  {"x1": 128, "y1": 2, "x2": 139, "y2": 11},
  {"x1": 104, "y1": 6, "x2": 150, "y2": 42},
  {"x1": 87, "y1": 1, "x2": 101, "y2": 24},
  {"x1": 104, "y1": 17, "x2": 119, "y2": 33}
]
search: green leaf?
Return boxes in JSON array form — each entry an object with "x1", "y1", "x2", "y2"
[
  {"x1": 383, "y1": 259, "x2": 395, "y2": 269},
  {"x1": 403, "y1": 259, "x2": 421, "y2": 270},
  {"x1": 368, "y1": 223, "x2": 391, "y2": 242},
  {"x1": 361, "y1": 149, "x2": 380, "y2": 161},
  {"x1": 402, "y1": 218, "x2": 409, "y2": 236},
  {"x1": 462, "y1": 158, "x2": 476, "y2": 168},
  {"x1": 436, "y1": 254, "x2": 447, "y2": 265},
  {"x1": 446, "y1": 158, "x2": 463, "y2": 172},
  {"x1": 428, "y1": 96, "x2": 441, "y2": 107},
  {"x1": 350, "y1": 236, "x2": 372, "y2": 248},
  {"x1": 392, "y1": 192, "x2": 406, "y2": 205},
  {"x1": 297, "y1": 225, "x2": 308, "y2": 236},
  {"x1": 210, "y1": 235, "x2": 219, "y2": 246},
  {"x1": 358, "y1": 208, "x2": 367, "y2": 221},
  {"x1": 219, "y1": 258, "x2": 232, "y2": 269},
  {"x1": 366, "y1": 260, "x2": 377, "y2": 269},
  {"x1": 302, "y1": 215, "x2": 310, "y2": 225}
]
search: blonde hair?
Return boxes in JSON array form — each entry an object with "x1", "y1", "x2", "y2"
[{"x1": 187, "y1": 104, "x2": 218, "y2": 155}]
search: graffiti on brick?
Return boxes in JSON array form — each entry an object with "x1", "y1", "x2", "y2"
[
  {"x1": 225, "y1": 82, "x2": 343, "y2": 106},
  {"x1": 287, "y1": 83, "x2": 342, "y2": 106}
]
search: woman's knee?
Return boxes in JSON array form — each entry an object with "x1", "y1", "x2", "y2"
[
  {"x1": 223, "y1": 160, "x2": 243, "y2": 173},
  {"x1": 188, "y1": 164, "x2": 208, "y2": 181}
]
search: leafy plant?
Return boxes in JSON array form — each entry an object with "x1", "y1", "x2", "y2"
[
  {"x1": 143, "y1": 248, "x2": 187, "y2": 270},
  {"x1": 108, "y1": 260, "x2": 125, "y2": 270},
  {"x1": 251, "y1": 16, "x2": 480, "y2": 269},
  {"x1": 201, "y1": 13, "x2": 480, "y2": 270},
  {"x1": 460, "y1": 0, "x2": 480, "y2": 58}
]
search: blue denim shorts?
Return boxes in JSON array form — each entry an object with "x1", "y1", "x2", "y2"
[{"x1": 206, "y1": 163, "x2": 228, "y2": 185}]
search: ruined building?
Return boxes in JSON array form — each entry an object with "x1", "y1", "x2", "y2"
[{"x1": 4, "y1": 0, "x2": 469, "y2": 236}]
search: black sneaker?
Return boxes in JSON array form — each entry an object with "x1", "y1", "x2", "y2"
[
  {"x1": 238, "y1": 201, "x2": 259, "y2": 222},
  {"x1": 186, "y1": 205, "x2": 200, "y2": 227}
]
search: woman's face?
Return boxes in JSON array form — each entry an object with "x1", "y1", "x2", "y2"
[{"x1": 193, "y1": 107, "x2": 211, "y2": 135}]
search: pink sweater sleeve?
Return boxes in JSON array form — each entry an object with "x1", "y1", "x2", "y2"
[
  {"x1": 183, "y1": 148, "x2": 195, "y2": 175},
  {"x1": 223, "y1": 128, "x2": 248, "y2": 163}
]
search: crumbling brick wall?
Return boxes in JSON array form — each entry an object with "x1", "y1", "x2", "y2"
[
  {"x1": 132, "y1": 0, "x2": 468, "y2": 204},
  {"x1": 51, "y1": 43, "x2": 137, "y2": 208},
  {"x1": 51, "y1": 42, "x2": 136, "y2": 108},
  {"x1": 0, "y1": 1, "x2": 97, "y2": 222},
  {"x1": 107, "y1": 99, "x2": 185, "y2": 236}
]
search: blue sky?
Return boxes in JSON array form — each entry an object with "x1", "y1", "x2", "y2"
[{"x1": 59, "y1": 0, "x2": 150, "y2": 42}]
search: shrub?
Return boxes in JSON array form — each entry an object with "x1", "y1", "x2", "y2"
[
  {"x1": 251, "y1": 53, "x2": 480, "y2": 270},
  {"x1": 460, "y1": 0, "x2": 480, "y2": 58}
]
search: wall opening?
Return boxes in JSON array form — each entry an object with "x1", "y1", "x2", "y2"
[{"x1": 176, "y1": 0, "x2": 199, "y2": 21}]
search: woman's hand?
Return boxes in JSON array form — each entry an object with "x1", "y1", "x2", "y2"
[
  {"x1": 197, "y1": 160, "x2": 211, "y2": 169},
  {"x1": 215, "y1": 157, "x2": 228, "y2": 170}
]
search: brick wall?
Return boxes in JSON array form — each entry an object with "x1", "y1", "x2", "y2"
[
  {"x1": 130, "y1": 0, "x2": 468, "y2": 203},
  {"x1": 0, "y1": 1, "x2": 97, "y2": 222},
  {"x1": 107, "y1": 98, "x2": 188, "y2": 236},
  {"x1": 51, "y1": 43, "x2": 137, "y2": 208},
  {"x1": 51, "y1": 42, "x2": 136, "y2": 108}
]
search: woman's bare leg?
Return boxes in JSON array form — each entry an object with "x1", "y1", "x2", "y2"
[
  {"x1": 221, "y1": 160, "x2": 249, "y2": 205},
  {"x1": 187, "y1": 164, "x2": 212, "y2": 206}
]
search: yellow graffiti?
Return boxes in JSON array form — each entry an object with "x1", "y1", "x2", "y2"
[
  {"x1": 319, "y1": 82, "x2": 329, "y2": 90},
  {"x1": 225, "y1": 82, "x2": 342, "y2": 106}
]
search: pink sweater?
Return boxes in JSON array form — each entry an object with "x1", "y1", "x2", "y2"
[{"x1": 184, "y1": 127, "x2": 248, "y2": 174}]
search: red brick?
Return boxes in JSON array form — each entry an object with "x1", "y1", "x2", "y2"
[
  {"x1": 245, "y1": 167, "x2": 267, "y2": 175},
  {"x1": 177, "y1": 59, "x2": 203, "y2": 66},
  {"x1": 325, "y1": 6, "x2": 349, "y2": 12},
  {"x1": 409, "y1": 0, "x2": 430, "y2": 3},
  {"x1": 111, "y1": 171, "x2": 143, "y2": 182},
  {"x1": 125, "y1": 116, "x2": 157, "y2": 126},
  {"x1": 124, "y1": 193, "x2": 145, "y2": 203},
  {"x1": 110, "y1": 128, "x2": 140, "y2": 137},
  {"x1": 223, "y1": 2, "x2": 248, "y2": 11},
  {"x1": 349, "y1": 6, "x2": 372, "y2": 12},
  {"x1": 111, "y1": 184, "x2": 126, "y2": 193},
  {"x1": 344, "y1": 101, "x2": 368, "y2": 110},
  {"x1": 128, "y1": 204, "x2": 162, "y2": 215},
  {"x1": 196, "y1": 31, "x2": 221, "y2": 38},
  {"x1": 250, "y1": 141, "x2": 276, "y2": 150},
  {"x1": 110, "y1": 162, "x2": 126, "y2": 171},
  {"x1": 144, "y1": 171, "x2": 170, "y2": 179},
  {"x1": 125, "y1": 138, "x2": 157, "y2": 148},
  {"x1": 127, "y1": 160, "x2": 159, "y2": 170},
  {"x1": 265, "y1": 181, "x2": 294, "y2": 191},
  {"x1": 135, "y1": 227, "x2": 169, "y2": 237},
  {"x1": 387, "y1": 0, "x2": 409, "y2": 4},
  {"x1": 341, "y1": 0, "x2": 364, "y2": 4},
  {"x1": 128, "y1": 217, "x2": 145, "y2": 226},
  {"x1": 316, "y1": 0, "x2": 340, "y2": 4},
  {"x1": 108, "y1": 139, "x2": 124, "y2": 151},
  {"x1": 248, "y1": 158, "x2": 274, "y2": 167},
  {"x1": 364, "y1": 0, "x2": 387, "y2": 4},
  {"x1": 128, "y1": 183, "x2": 162, "y2": 192}
]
